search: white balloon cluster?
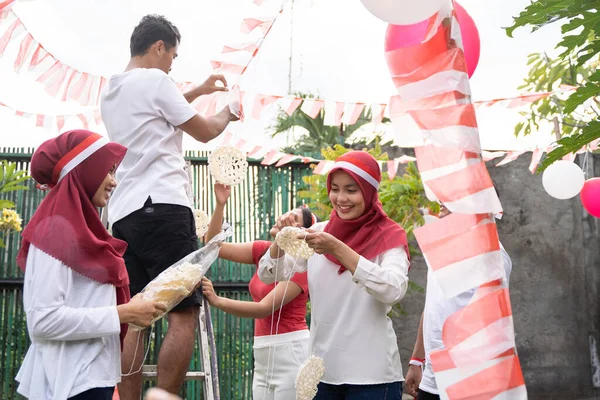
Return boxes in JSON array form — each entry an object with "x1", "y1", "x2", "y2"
[
  {"x1": 542, "y1": 160, "x2": 585, "y2": 200},
  {"x1": 360, "y1": 0, "x2": 449, "y2": 25}
]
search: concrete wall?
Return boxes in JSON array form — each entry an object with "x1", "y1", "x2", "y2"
[{"x1": 392, "y1": 154, "x2": 600, "y2": 399}]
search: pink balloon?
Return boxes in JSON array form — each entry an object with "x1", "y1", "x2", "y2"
[
  {"x1": 384, "y1": 2, "x2": 480, "y2": 77},
  {"x1": 580, "y1": 178, "x2": 600, "y2": 218}
]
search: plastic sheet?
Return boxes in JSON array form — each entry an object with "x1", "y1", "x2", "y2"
[{"x1": 130, "y1": 226, "x2": 232, "y2": 330}]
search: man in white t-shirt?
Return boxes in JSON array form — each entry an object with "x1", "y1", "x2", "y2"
[
  {"x1": 404, "y1": 203, "x2": 512, "y2": 400},
  {"x1": 100, "y1": 14, "x2": 238, "y2": 399}
]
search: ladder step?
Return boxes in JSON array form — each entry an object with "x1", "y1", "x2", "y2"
[{"x1": 141, "y1": 365, "x2": 208, "y2": 381}]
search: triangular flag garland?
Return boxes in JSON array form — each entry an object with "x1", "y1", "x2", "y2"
[
  {"x1": 0, "y1": 0, "x2": 594, "y2": 176},
  {"x1": 0, "y1": 97, "x2": 595, "y2": 173}
]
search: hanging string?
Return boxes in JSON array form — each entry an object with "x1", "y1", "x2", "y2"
[
  {"x1": 122, "y1": 324, "x2": 156, "y2": 377},
  {"x1": 262, "y1": 233, "x2": 304, "y2": 399}
]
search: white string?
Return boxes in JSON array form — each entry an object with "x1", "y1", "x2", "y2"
[
  {"x1": 121, "y1": 325, "x2": 155, "y2": 377},
  {"x1": 582, "y1": 147, "x2": 590, "y2": 179},
  {"x1": 261, "y1": 237, "x2": 303, "y2": 399}
]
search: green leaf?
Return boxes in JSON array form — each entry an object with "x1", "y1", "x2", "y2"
[
  {"x1": 0, "y1": 199, "x2": 15, "y2": 209},
  {"x1": 537, "y1": 119, "x2": 600, "y2": 173},
  {"x1": 563, "y1": 82, "x2": 600, "y2": 113}
]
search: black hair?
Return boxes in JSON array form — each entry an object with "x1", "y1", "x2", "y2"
[
  {"x1": 130, "y1": 14, "x2": 181, "y2": 57},
  {"x1": 300, "y1": 207, "x2": 319, "y2": 228}
]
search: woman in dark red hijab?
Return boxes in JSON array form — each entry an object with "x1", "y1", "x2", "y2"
[
  {"x1": 259, "y1": 151, "x2": 410, "y2": 400},
  {"x1": 15, "y1": 130, "x2": 165, "y2": 400}
]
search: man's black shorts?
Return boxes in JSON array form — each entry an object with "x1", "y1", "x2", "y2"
[{"x1": 112, "y1": 196, "x2": 201, "y2": 311}]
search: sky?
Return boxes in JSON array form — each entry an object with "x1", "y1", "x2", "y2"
[{"x1": 0, "y1": 0, "x2": 565, "y2": 152}]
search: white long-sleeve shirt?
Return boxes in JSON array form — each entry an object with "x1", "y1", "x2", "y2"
[
  {"x1": 16, "y1": 245, "x2": 122, "y2": 400},
  {"x1": 258, "y1": 221, "x2": 410, "y2": 385}
]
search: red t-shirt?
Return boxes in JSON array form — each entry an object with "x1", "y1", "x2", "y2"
[{"x1": 249, "y1": 240, "x2": 309, "y2": 337}]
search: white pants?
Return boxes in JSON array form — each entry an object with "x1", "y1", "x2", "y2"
[{"x1": 253, "y1": 330, "x2": 310, "y2": 400}]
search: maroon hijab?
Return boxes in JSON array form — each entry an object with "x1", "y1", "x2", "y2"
[
  {"x1": 16, "y1": 130, "x2": 130, "y2": 344},
  {"x1": 324, "y1": 151, "x2": 409, "y2": 274}
]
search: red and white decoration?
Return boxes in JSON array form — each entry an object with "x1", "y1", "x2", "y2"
[{"x1": 384, "y1": 2, "x2": 527, "y2": 398}]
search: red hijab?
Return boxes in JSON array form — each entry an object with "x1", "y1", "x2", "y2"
[
  {"x1": 324, "y1": 151, "x2": 409, "y2": 274},
  {"x1": 16, "y1": 130, "x2": 131, "y2": 344}
]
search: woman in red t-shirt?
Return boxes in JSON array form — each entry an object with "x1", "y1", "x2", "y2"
[{"x1": 201, "y1": 183, "x2": 316, "y2": 400}]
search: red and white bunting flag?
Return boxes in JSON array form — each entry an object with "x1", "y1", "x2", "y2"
[
  {"x1": 415, "y1": 213, "x2": 505, "y2": 298},
  {"x1": 234, "y1": 138, "x2": 248, "y2": 151},
  {"x1": 222, "y1": 43, "x2": 259, "y2": 54},
  {"x1": 278, "y1": 97, "x2": 302, "y2": 116},
  {"x1": 13, "y1": 33, "x2": 33, "y2": 72},
  {"x1": 323, "y1": 101, "x2": 344, "y2": 126},
  {"x1": 240, "y1": 17, "x2": 273, "y2": 34},
  {"x1": 387, "y1": 160, "x2": 398, "y2": 180},
  {"x1": 507, "y1": 92, "x2": 549, "y2": 108},
  {"x1": 221, "y1": 131, "x2": 234, "y2": 146},
  {"x1": 56, "y1": 115, "x2": 65, "y2": 131},
  {"x1": 0, "y1": 18, "x2": 23, "y2": 55},
  {"x1": 210, "y1": 61, "x2": 247, "y2": 76},
  {"x1": 275, "y1": 154, "x2": 298, "y2": 167},
  {"x1": 35, "y1": 114, "x2": 44, "y2": 127},
  {"x1": 76, "y1": 114, "x2": 89, "y2": 130},
  {"x1": 408, "y1": 104, "x2": 481, "y2": 153},
  {"x1": 481, "y1": 151, "x2": 507, "y2": 162},
  {"x1": 251, "y1": 94, "x2": 278, "y2": 119},
  {"x1": 28, "y1": 43, "x2": 50, "y2": 70},
  {"x1": 46, "y1": 64, "x2": 70, "y2": 97},
  {"x1": 396, "y1": 155, "x2": 417, "y2": 164},
  {"x1": 261, "y1": 150, "x2": 284, "y2": 166},
  {"x1": 93, "y1": 109, "x2": 102, "y2": 125},
  {"x1": 562, "y1": 152, "x2": 577, "y2": 162},
  {"x1": 313, "y1": 160, "x2": 334, "y2": 175},
  {"x1": 371, "y1": 103, "x2": 386, "y2": 124},
  {"x1": 74, "y1": 74, "x2": 95, "y2": 105},
  {"x1": 0, "y1": 0, "x2": 13, "y2": 13},
  {"x1": 341, "y1": 103, "x2": 365, "y2": 125},
  {"x1": 300, "y1": 99, "x2": 324, "y2": 119},
  {"x1": 247, "y1": 145, "x2": 264, "y2": 159},
  {"x1": 496, "y1": 151, "x2": 525, "y2": 167}
]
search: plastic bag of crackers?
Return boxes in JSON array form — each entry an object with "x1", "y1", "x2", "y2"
[{"x1": 129, "y1": 225, "x2": 232, "y2": 330}]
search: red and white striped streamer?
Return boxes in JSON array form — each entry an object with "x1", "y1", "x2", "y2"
[{"x1": 395, "y1": 3, "x2": 526, "y2": 399}]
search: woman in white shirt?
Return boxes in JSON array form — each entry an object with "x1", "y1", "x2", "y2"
[
  {"x1": 258, "y1": 151, "x2": 410, "y2": 400},
  {"x1": 15, "y1": 129, "x2": 166, "y2": 400}
]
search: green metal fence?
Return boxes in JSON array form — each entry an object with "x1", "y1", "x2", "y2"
[{"x1": 0, "y1": 147, "x2": 315, "y2": 399}]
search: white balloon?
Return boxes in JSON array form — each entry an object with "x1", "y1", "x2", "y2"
[
  {"x1": 542, "y1": 160, "x2": 585, "y2": 200},
  {"x1": 360, "y1": 0, "x2": 449, "y2": 25}
]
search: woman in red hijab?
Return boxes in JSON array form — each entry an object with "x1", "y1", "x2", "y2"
[
  {"x1": 15, "y1": 130, "x2": 166, "y2": 400},
  {"x1": 259, "y1": 151, "x2": 410, "y2": 399}
]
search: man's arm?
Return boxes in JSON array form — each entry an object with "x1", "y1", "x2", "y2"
[
  {"x1": 405, "y1": 311, "x2": 425, "y2": 397},
  {"x1": 178, "y1": 107, "x2": 237, "y2": 143},
  {"x1": 183, "y1": 74, "x2": 229, "y2": 103}
]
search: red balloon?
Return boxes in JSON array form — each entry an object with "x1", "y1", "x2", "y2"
[
  {"x1": 384, "y1": 2, "x2": 480, "y2": 77},
  {"x1": 580, "y1": 178, "x2": 600, "y2": 218}
]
